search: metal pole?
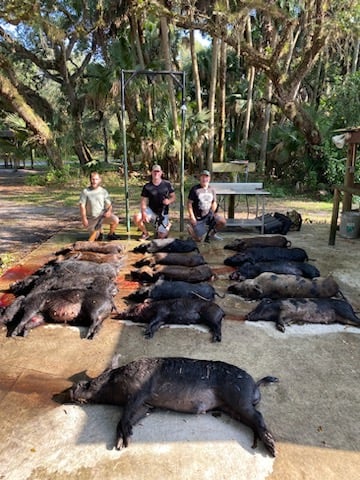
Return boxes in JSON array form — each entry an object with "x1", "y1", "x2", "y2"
[
  {"x1": 120, "y1": 69, "x2": 130, "y2": 232},
  {"x1": 180, "y1": 71, "x2": 186, "y2": 232},
  {"x1": 120, "y1": 69, "x2": 185, "y2": 233}
]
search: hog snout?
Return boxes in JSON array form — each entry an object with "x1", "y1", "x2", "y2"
[{"x1": 70, "y1": 381, "x2": 91, "y2": 403}]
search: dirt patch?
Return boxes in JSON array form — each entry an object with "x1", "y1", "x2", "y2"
[{"x1": 0, "y1": 169, "x2": 79, "y2": 268}]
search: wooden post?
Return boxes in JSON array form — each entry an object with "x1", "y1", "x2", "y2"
[
  {"x1": 343, "y1": 143, "x2": 356, "y2": 212},
  {"x1": 329, "y1": 187, "x2": 341, "y2": 245}
]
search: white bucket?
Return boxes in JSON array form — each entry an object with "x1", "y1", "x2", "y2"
[{"x1": 339, "y1": 211, "x2": 360, "y2": 239}]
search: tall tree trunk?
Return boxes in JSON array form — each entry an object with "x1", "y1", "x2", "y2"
[
  {"x1": 259, "y1": 79, "x2": 273, "y2": 174},
  {"x1": 189, "y1": 27, "x2": 202, "y2": 113},
  {"x1": 352, "y1": 37, "x2": 360, "y2": 73},
  {"x1": 72, "y1": 110, "x2": 92, "y2": 167},
  {"x1": 160, "y1": 16, "x2": 179, "y2": 136},
  {"x1": 243, "y1": 17, "x2": 255, "y2": 149},
  {"x1": 206, "y1": 36, "x2": 219, "y2": 169},
  {"x1": 0, "y1": 72, "x2": 62, "y2": 168}
]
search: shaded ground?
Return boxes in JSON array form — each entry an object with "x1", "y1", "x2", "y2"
[
  {"x1": 0, "y1": 169, "x2": 79, "y2": 267},
  {"x1": 0, "y1": 168, "x2": 359, "y2": 480}
]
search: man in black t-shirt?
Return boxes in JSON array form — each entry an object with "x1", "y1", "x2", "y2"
[
  {"x1": 187, "y1": 170, "x2": 226, "y2": 242},
  {"x1": 133, "y1": 164, "x2": 176, "y2": 240}
]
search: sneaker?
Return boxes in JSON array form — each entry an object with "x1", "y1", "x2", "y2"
[
  {"x1": 140, "y1": 232, "x2": 150, "y2": 241},
  {"x1": 210, "y1": 232, "x2": 223, "y2": 241},
  {"x1": 107, "y1": 233, "x2": 121, "y2": 241}
]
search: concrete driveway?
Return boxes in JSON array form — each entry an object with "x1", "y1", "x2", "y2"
[{"x1": 0, "y1": 223, "x2": 359, "y2": 480}]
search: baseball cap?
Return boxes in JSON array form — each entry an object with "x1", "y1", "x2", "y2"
[
  {"x1": 152, "y1": 164, "x2": 162, "y2": 172},
  {"x1": 200, "y1": 169, "x2": 211, "y2": 176}
]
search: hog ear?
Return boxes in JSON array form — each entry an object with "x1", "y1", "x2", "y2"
[{"x1": 67, "y1": 370, "x2": 92, "y2": 383}]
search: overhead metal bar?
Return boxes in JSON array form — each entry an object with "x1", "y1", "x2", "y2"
[{"x1": 120, "y1": 69, "x2": 186, "y2": 232}]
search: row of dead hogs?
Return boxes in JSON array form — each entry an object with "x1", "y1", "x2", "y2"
[{"x1": 1, "y1": 234, "x2": 359, "y2": 458}]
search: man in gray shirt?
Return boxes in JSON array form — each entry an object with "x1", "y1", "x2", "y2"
[{"x1": 79, "y1": 171, "x2": 120, "y2": 240}]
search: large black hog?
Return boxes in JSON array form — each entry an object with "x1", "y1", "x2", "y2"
[
  {"x1": 70, "y1": 356, "x2": 278, "y2": 456},
  {"x1": 8, "y1": 277, "x2": 118, "y2": 339},
  {"x1": 227, "y1": 273, "x2": 339, "y2": 300},
  {"x1": 133, "y1": 252, "x2": 206, "y2": 268},
  {"x1": 126, "y1": 279, "x2": 218, "y2": 302},
  {"x1": 115, "y1": 297, "x2": 224, "y2": 341},
  {"x1": 229, "y1": 260, "x2": 320, "y2": 281},
  {"x1": 131, "y1": 264, "x2": 214, "y2": 283},
  {"x1": 224, "y1": 235, "x2": 291, "y2": 251},
  {"x1": 224, "y1": 246, "x2": 308, "y2": 266},
  {"x1": 246, "y1": 297, "x2": 360, "y2": 332},
  {"x1": 133, "y1": 238, "x2": 198, "y2": 254}
]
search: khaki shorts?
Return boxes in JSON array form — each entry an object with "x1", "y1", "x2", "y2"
[{"x1": 87, "y1": 214, "x2": 118, "y2": 232}]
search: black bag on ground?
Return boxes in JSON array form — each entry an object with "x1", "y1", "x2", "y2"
[
  {"x1": 256, "y1": 212, "x2": 293, "y2": 235},
  {"x1": 274, "y1": 212, "x2": 293, "y2": 234}
]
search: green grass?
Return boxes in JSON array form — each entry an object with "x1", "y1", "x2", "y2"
[{"x1": 18, "y1": 169, "x2": 336, "y2": 224}]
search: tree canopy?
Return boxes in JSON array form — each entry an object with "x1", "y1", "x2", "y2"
[{"x1": 1, "y1": 0, "x2": 360, "y2": 187}]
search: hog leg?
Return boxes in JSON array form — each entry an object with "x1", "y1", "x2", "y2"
[
  {"x1": 227, "y1": 405, "x2": 276, "y2": 457},
  {"x1": 85, "y1": 297, "x2": 118, "y2": 339},
  {"x1": 220, "y1": 381, "x2": 276, "y2": 457},
  {"x1": 144, "y1": 315, "x2": 166, "y2": 338},
  {"x1": 201, "y1": 307, "x2": 223, "y2": 342},
  {"x1": 0, "y1": 296, "x2": 25, "y2": 324},
  {"x1": 11, "y1": 312, "x2": 46, "y2": 337},
  {"x1": 85, "y1": 311, "x2": 108, "y2": 340},
  {"x1": 275, "y1": 317, "x2": 286, "y2": 332},
  {"x1": 11, "y1": 301, "x2": 45, "y2": 337},
  {"x1": 116, "y1": 393, "x2": 152, "y2": 449}
]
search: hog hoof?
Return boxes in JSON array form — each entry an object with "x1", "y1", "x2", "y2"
[{"x1": 263, "y1": 430, "x2": 276, "y2": 457}]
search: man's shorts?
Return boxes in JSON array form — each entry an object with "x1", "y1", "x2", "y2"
[
  {"x1": 192, "y1": 214, "x2": 217, "y2": 239},
  {"x1": 87, "y1": 214, "x2": 118, "y2": 232},
  {"x1": 143, "y1": 207, "x2": 170, "y2": 235}
]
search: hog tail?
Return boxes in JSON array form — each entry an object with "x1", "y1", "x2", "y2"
[{"x1": 191, "y1": 292, "x2": 210, "y2": 301}]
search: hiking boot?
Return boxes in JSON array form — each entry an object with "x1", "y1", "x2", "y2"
[{"x1": 107, "y1": 233, "x2": 121, "y2": 241}]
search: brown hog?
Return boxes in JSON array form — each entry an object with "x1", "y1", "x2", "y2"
[
  {"x1": 228, "y1": 273, "x2": 339, "y2": 300},
  {"x1": 56, "y1": 250, "x2": 123, "y2": 264},
  {"x1": 246, "y1": 297, "x2": 360, "y2": 332}
]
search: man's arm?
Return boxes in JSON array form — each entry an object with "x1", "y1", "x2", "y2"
[
  {"x1": 187, "y1": 199, "x2": 197, "y2": 225},
  {"x1": 80, "y1": 204, "x2": 88, "y2": 227},
  {"x1": 140, "y1": 196, "x2": 148, "y2": 222},
  {"x1": 163, "y1": 191, "x2": 176, "y2": 206}
]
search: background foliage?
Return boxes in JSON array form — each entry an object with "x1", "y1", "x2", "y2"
[{"x1": 1, "y1": 0, "x2": 360, "y2": 191}]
